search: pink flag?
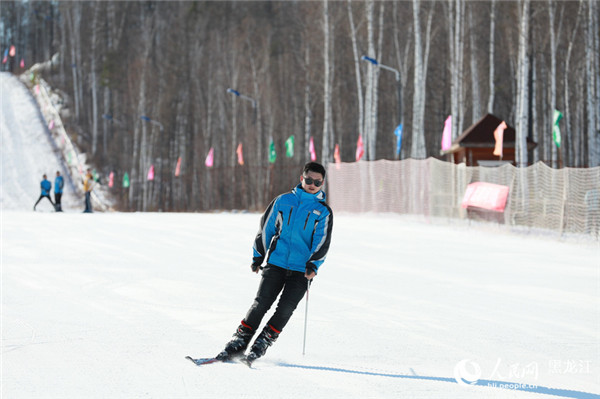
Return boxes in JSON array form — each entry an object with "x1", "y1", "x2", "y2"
[
  {"x1": 175, "y1": 157, "x2": 182, "y2": 176},
  {"x1": 1, "y1": 56, "x2": 6, "y2": 64},
  {"x1": 356, "y1": 135, "x2": 364, "y2": 162},
  {"x1": 309, "y1": 136, "x2": 317, "y2": 161},
  {"x1": 20, "y1": 58, "x2": 24, "y2": 68},
  {"x1": 441, "y1": 115, "x2": 452, "y2": 151},
  {"x1": 35, "y1": 84, "x2": 40, "y2": 94},
  {"x1": 205, "y1": 148, "x2": 214, "y2": 168},
  {"x1": 48, "y1": 120, "x2": 54, "y2": 130},
  {"x1": 236, "y1": 143, "x2": 244, "y2": 165},
  {"x1": 493, "y1": 121, "x2": 507, "y2": 158},
  {"x1": 147, "y1": 165, "x2": 155, "y2": 181},
  {"x1": 9, "y1": 45, "x2": 15, "y2": 57},
  {"x1": 108, "y1": 172, "x2": 114, "y2": 188}
]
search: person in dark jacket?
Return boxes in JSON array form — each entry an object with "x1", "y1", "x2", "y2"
[
  {"x1": 54, "y1": 171, "x2": 64, "y2": 212},
  {"x1": 216, "y1": 162, "x2": 334, "y2": 365},
  {"x1": 33, "y1": 174, "x2": 55, "y2": 211}
]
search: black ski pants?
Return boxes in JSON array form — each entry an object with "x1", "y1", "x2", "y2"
[
  {"x1": 244, "y1": 264, "x2": 309, "y2": 333},
  {"x1": 34, "y1": 194, "x2": 54, "y2": 209}
]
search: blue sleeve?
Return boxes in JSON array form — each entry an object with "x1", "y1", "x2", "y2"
[
  {"x1": 252, "y1": 197, "x2": 280, "y2": 266},
  {"x1": 306, "y1": 205, "x2": 333, "y2": 272}
]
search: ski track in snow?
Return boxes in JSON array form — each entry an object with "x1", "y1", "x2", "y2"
[{"x1": 2, "y1": 72, "x2": 599, "y2": 398}]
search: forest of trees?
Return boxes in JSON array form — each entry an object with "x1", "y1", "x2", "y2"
[{"x1": 1, "y1": 0, "x2": 599, "y2": 211}]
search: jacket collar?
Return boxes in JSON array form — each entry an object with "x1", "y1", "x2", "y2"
[{"x1": 293, "y1": 183, "x2": 326, "y2": 201}]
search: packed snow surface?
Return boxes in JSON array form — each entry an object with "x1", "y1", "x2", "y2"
[
  {"x1": 2, "y1": 212, "x2": 599, "y2": 399},
  {"x1": 1, "y1": 71, "x2": 599, "y2": 399}
]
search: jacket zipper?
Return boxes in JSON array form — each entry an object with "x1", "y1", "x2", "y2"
[{"x1": 304, "y1": 212, "x2": 311, "y2": 229}]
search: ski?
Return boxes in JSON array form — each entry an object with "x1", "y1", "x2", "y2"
[
  {"x1": 185, "y1": 355, "x2": 256, "y2": 368},
  {"x1": 185, "y1": 356, "x2": 226, "y2": 366}
]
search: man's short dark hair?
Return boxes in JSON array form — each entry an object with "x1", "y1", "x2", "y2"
[{"x1": 303, "y1": 162, "x2": 326, "y2": 178}]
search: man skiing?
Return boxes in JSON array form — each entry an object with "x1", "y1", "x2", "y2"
[
  {"x1": 33, "y1": 174, "x2": 54, "y2": 211},
  {"x1": 216, "y1": 162, "x2": 333, "y2": 366}
]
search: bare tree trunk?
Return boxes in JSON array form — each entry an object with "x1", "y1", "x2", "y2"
[
  {"x1": 90, "y1": 3, "x2": 99, "y2": 156},
  {"x1": 347, "y1": 0, "x2": 364, "y2": 157},
  {"x1": 304, "y1": 43, "x2": 312, "y2": 165},
  {"x1": 321, "y1": 0, "x2": 331, "y2": 164},
  {"x1": 549, "y1": 0, "x2": 559, "y2": 168},
  {"x1": 393, "y1": 1, "x2": 411, "y2": 159},
  {"x1": 364, "y1": 0, "x2": 376, "y2": 160},
  {"x1": 515, "y1": 0, "x2": 530, "y2": 167},
  {"x1": 564, "y1": 0, "x2": 584, "y2": 167},
  {"x1": 586, "y1": 0, "x2": 599, "y2": 166},
  {"x1": 468, "y1": 4, "x2": 481, "y2": 123},
  {"x1": 487, "y1": 0, "x2": 496, "y2": 114},
  {"x1": 411, "y1": 0, "x2": 433, "y2": 159},
  {"x1": 64, "y1": 5, "x2": 81, "y2": 121},
  {"x1": 448, "y1": 0, "x2": 465, "y2": 142}
]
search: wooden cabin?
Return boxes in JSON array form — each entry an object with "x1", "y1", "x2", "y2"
[{"x1": 441, "y1": 114, "x2": 537, "y2": 166}]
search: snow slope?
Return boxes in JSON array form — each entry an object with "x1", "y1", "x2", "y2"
[
  {"x1": 1, "y1": 72, "x2": 81, "y2": 212},
  {"x1": 2, "y1": 212, "x2": 599, "y2": 399}
]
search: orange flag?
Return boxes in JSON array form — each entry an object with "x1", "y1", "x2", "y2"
[
  {"x1": 493, "y1": 121, "x2": 507, "y2": 158},
  {"x1": 175, "y1": 157, "x2": 182, "y2": 176},
  {"x1": 236, "y1": 143, "x2": 244, "y2": 165}
]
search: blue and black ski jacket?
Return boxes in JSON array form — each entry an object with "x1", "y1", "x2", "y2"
[{"x1": 252, "y1": 184, "x2": 333, "y2": 274}]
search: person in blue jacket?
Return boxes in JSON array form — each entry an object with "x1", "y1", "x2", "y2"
[
  {"x1": 54, "y1": 171, "x2": 64, "y2": 212},
  {"x1": 33, "y1": 174, "x2": 55, "y2": 211},
  {"x1": 216, "y1": 162, "x2": 334, "y2": 365}
]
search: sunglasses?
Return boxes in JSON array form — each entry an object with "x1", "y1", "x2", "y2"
[{"x1": 303, "y1": 176, "x2": 323, "y2": 187}]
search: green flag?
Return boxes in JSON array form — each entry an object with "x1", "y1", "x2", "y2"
[
  {"x1": 122, "y1": 172, "x2": 130, "y2": 188},
  {"x1": 553, "y1": 109, "x2": 563, "y2": 148},
  {"x1": 285, "y1": 135, "x2": 294, "y2": 158},
  {"x1": 269, "y1": 139, "x2": 277, "y2": 163},
  {"x1": 92, "y1": 169, "x2": 100, "y2": 182}
]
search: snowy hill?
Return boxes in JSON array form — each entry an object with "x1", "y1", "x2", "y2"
[
  {"x1": 1, "y1": 72, "x2": 85, "y2": 212},
  {"x1": 2, "y1": 211, "x2": 598, "y2": 399}
]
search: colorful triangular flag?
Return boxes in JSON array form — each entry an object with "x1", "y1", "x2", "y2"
[
  {"x1": 553, "y1": 110, "x2": 563, "y2": 148},
  {"x1": 205, "y1": 148, "x2": 214, "y2": 168},
  {"x1": 147, "y1": 165, "x2": 154, "y2": 181},
  {"x1": 122, "y1": 172, "x2": 130, "y2": 188},
  {"x1": 285, "y1": 135, "x2": 294, "y2": 158},
  {"x1": 175, "y1": 157, "x2": 182, "y2": 176},
  {"x1": 237, "y1": 143, "x2": 244, "y2": 165},
  {"x1": 493, "y1": 121, "x2": 507, "y2": 158},
  {"x1": 356, "y1": 135, "x2": 364, "y2": 162},
  {"x1": 309, "y1": 137, "x2": 317, "y2": 161},
  {"x1": 441, "y1": 115, "x2": 452, "y2": 151},
  {"x1": 269, "y1": 140, "x2": 277, "y2": 163}
]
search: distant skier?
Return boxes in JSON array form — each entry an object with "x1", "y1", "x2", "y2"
[
  {"x1": 83, "y1": 169, "x2": 94, "y2": 213},
  {"x1": 54, "y1": 171, "x2": 64, "y2": 212},
  {"x1": 33, "y1": 174, "x2": 55, "y2": 211},
  {"x1": 215, "y1": 162, "x2": 334, "y2": 366}
]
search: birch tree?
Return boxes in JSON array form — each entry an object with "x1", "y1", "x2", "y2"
[
  {"x1": 487, "y1": 0, "x2": 496, "y2": 114},
  {"x1": 411, "y1": 0, "x2": 433, "y2": 159},
  {"x1": 515, "y1": 0, "x2": 530, "y2": 168},
  {"x1": 586, "y1": 0, "x2": 599, "y2": 166},
  {"x1": 321, "y1": 0, "x2": 332, "y2": 164}
]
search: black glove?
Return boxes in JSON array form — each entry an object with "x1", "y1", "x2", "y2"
[
  {"x1": 251, "y1": 261, "x2": 263, "y2": 272},
  {"x1": 305, "y1": 263, "x2": 317, "y2": 276}
]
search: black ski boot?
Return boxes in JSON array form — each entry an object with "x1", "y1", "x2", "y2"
[
  {"x1": 241, "y1": 325, "x2": 280, "y2": 366},
  {"x1": 215, "y1": 322, "x2": 255, "y2": 361}
]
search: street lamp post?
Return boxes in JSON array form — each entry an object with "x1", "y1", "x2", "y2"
[
  {"x1": 140, "y1": 115, "x2": 164, "y2": 132},
  {"x1": 361, "y1": 56, "x2": 403, "y2": 159}
]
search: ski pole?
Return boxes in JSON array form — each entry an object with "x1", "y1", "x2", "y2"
[{"x1": 302, "y1": 279, "x2": 311, "y2": 356}]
